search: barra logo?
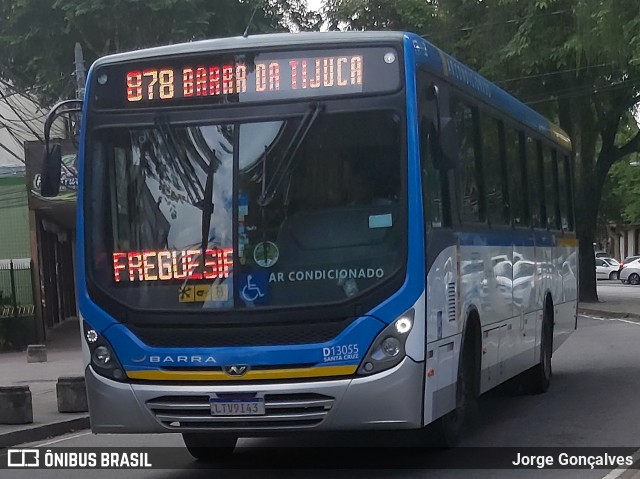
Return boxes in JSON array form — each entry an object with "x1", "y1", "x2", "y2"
[
  {"x1": 224, "y1": 365, "x2": 249, "y2": 376},
  {"x1": 8, "y1": 449, "x2": 39, "y2": 467},
  {"x1": 130, "y1": 355, "x2": 218, "y2": 364}
]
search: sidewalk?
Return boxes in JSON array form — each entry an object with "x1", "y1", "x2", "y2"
[
  {"x1": 0, "y1": 318, "x2": 88, "y2": 448},
  {"x1": 579, "y1": 283, "x2": 640, "y2": 320}
]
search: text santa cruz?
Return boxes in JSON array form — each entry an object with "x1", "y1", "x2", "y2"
[{"x1": 269, "y1": 268, "x2": 385, "y2": 283}]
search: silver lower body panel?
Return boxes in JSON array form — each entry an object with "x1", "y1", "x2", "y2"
[{"x1": 86, "y1": 358, "x2": 424, "y2": 434}]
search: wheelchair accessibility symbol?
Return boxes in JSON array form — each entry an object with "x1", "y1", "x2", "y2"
[{"x1": 240, "y1": 274, "x2": 267, "y2": 303}]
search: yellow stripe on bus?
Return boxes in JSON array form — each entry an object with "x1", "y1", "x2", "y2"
[
  {"x1": 126, "y1": 365, "x2": 357, "y2": 381},
  {"x1": 557, "y1": 237, "x2": 578, "y2": 247}
]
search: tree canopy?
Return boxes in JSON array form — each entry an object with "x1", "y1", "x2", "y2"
[
  {"x1": 328, "y1": 0, "x2": 640, "y2": 301},
  {"x1": 0, "y1": 0, "x2": 319, "y2": 104}
]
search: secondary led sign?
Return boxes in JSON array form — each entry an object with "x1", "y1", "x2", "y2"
[{"x1": 112, "y1": 248, "x2": 233, "y2": 283}]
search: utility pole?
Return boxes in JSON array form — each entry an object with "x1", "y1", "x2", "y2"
[
  {"x1": 70, "y1": 42, "x2": 86, "y2": 139},
  {"x1": 74, "y1": 42, "x2": 86, "y2": 99}
]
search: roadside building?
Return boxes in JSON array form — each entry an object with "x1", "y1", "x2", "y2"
[
  {"x1": 606, "y1": 223, "x2": 640, "y2": 261},
  {"x1": 0, "y1": 84, "x2": 74, "y2": 348}
]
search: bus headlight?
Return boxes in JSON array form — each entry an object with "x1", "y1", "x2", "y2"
[
  {"x1": 381, "y1": 337, "x2": 401, "y2": 357},
  {"x1": 358, "y1": 309, "x2": 414, "y2": 375},
  {"x1": 83, "y1": 321, "x2": 126, "y2": 382}
]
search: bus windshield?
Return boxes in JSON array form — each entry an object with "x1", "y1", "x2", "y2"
[{"x1": 87, "y1": 109, "x2": 405, "y2": 312}]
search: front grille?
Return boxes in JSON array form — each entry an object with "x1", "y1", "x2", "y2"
[
  {"x1": 146, "y1": 393, "x2": 335, "y2": 430},
  {"x1": 128, "y1": 321, "x2": 348, "y2": 348}
]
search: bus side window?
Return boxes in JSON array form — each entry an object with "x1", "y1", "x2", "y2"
[
  {"x1": 546, "y1": 148, "x2": 561, "y2": 230},
  {"x1": 418, "y1": 76, "x2": 449, "y2": 228},
  {"x1": 505, "y1": 127, "x2": 525, "y2": 226},
  {"x1": 481, "y1": 113, "x2": 508, "y2": 226},
  {"x1": 526, "y1": 136, "x2": 543, "y2": 228},
  {"x1": 452, "y1": 98, "x2": 483, "y2": 223},
  {"x1": 419, "y1": 116, "x2": 444, "y2": 227},
  {"x1": 558, "y1": 154, "x2": 573, "y2": 231}
]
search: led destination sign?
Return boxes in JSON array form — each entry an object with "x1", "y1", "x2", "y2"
[
  {"x1": 126, "y1": 55, "x2": 364, "y2": 103},
  {"x1": 93, "y1": 47, "x2": 401, "y2": 109}
]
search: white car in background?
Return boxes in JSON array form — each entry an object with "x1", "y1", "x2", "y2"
[
  {"x1": 595, "y1": 257, "x2": 619, "y2": 280},
  {"x1": 620, "y1": 258, "x2": 640, "y2": 285}
]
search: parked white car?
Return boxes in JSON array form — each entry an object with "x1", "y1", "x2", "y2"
[
  {"x1": 620, "y1": 258, "x2": 640, "y2": 285},
  {"x1": 595, "y1": 257, "x2": 619, "y2": 280}
]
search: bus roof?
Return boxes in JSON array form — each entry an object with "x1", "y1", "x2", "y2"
[
  {"x1": 405, "y1": 33, "x2": 572, "y2": 151},
  {"x1": 92, "y1": 31, "x2": 406, "y2": 67},
  {"x1": 92, "y1": 30, "x2": 571, "y2": 151}
]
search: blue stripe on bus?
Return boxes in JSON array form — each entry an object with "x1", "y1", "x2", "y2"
[
  {"x1": 363, "y1": 36, "x2": 424, "y2": 325},
  {"x1": 76, "y1": 63, "x2": 116, "y2": 333},
  {"x1": 103, "y1": 315, "x2": 384, "y2": 371}
]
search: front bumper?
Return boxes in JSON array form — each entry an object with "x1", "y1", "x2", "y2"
[{"x1": 86, "y1": 357, "x2": 424, "y2": 434}]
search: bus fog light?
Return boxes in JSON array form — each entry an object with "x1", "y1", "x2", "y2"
[
  {"x1": 364, "y1": 362, "x2": 374, "y2": 372},
  {"x1": 395, "y1": 316, "x2": 412, "y2": 334},
  {"x1": 85, "y1": 329, "x2": 98, "y2": 343},
  {"x1": 93, "y1": 346, "x2": 112, "y2": 367},
  {"x1": 382, "y1": 337, "x2": 401, "y2": 357},
  {"x1": 112, "y1": 369, "x2": 124, "y2": 380}
]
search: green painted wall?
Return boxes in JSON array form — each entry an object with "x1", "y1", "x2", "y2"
[{"x1": 0, "y1": 176, "x2": 30, "y2": 259}]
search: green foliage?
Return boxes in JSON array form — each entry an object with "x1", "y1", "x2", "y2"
[
  {"x1": 324, "y1": 0, "x2": 438, "y2": 32},
  {"x1": 326, "y1": 0, "x2": 640, "y2": 300},
  {"x1": 0, "y1": 0, "x2": 320, "y2": 104},
  {"x1": 606, "y1": 158, "x2": 640, "y2": 223}
]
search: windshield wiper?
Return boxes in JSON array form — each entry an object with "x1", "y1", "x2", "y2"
[
  {"x1": 199, "y1": 155, "x2": 217, "y2": 254},
  {"x1": 187, "y1": 127, "x2": 222, "y2": 255},
  {"x1": 154, "y1": 115, "x2": 220, "y2": 255},
  {"x1": 258, "y1": 102, "x2": 324, "y2": 207}
]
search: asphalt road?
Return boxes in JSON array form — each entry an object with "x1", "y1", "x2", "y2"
[{"x1": 4, "y1": 314, "x2": 640, "y2": 479}]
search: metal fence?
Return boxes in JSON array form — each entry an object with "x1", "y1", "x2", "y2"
[{"x1": 0, "y1": 259, "x2": 35, "y2": 318}]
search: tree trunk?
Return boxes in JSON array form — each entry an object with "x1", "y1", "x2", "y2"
[
  {"x1": 578, "y1": 230, "x2": 598, "y2": 302},
  {"x1": 576, "y1": 168, "x2": 602, "y2": 303},
  {"x1": 561, "y1": 96, "x2": 601, "y2": 303}
]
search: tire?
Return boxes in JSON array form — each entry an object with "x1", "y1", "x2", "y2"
[
  {"x1": 433, "y1": 326, "x2": 478, "y2": 447},
  {"x1": 182, "y1": 433, "x2": 237, "y2": 462},
  {"x1": 524, "y1": 312, "x2": 553, "y2": 394},
  {"x1": 609, "y1": 271, "x2": 618, "y2": 280},
  {"x1": 629, "y1": 273, "x2": 640, "y2": 286}
]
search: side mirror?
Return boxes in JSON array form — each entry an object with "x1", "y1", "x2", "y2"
[
  {"x1": 40, "y1": 99, "x2": 84, "y2": 197},
  {"x1": 40, "y1": 144, "x2": 62, "y2": 197}
]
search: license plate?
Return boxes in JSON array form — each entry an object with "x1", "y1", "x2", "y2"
[{"x1": 210, "y1": 399, "x2": 265, "y2": 416}]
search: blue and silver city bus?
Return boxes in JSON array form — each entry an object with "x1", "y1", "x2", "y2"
[{"x1": 42, "y1": 31, "x2": 577, "y2": 457}]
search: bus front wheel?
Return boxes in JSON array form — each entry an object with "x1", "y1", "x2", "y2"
[
  {"x1": 182, "y1": 433, "x2": 238, "y2": 462},
  {"x1": 433, "y1": 322, "x2": 479, "y2": 447}
]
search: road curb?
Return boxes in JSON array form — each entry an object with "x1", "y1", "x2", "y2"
[
  {"x1": 578, "y1": 308, "x2": 640, "y2": 321},
  {"x1": 0, "y1": 416, "x2": 89, "y2": 449}
]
